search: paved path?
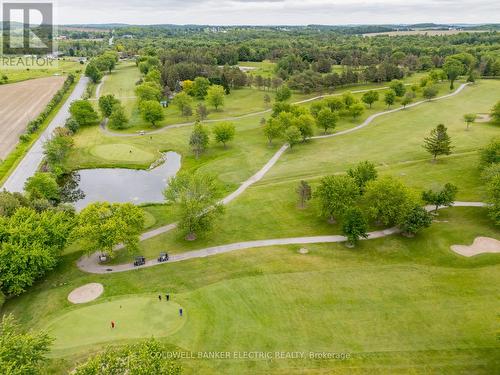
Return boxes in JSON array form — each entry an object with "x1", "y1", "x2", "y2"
[
  {"x1": 78, "y1": 202, "x2": 488, "y2": 274},
  {"x1": 2, "y1": 76, "x2": 89, "y2": 192},
  {"x1": 99, "y1": 85, "x2": 406, "y2": 137}
]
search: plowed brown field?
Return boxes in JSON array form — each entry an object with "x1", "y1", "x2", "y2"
[{"x1": 0, "y1": 76, "x2": 65, "y2": 159}]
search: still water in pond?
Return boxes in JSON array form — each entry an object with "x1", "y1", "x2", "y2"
[{"x1": 73, "y1": 152, "x2": 181, "y2": 210}]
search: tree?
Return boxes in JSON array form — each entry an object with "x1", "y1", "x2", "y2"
[
  {"x1": 401, "y1": 92, "x2": 415, "y2": 108},
  {"x1": 69, "y1": 100, "x2": 99, "y2": 127},
  {"x1": 296, "y1": 180, "x2": 312, "y2": 209},
  {"x1": 400, "y1": 205, "x2": 433, "y2": 237},
  {"x1": 0, "y1": 191, "x2": 29, "y2": 218},
  {"x1": 285, "y1": 126, "x2": 302, "y2": 149},
  {"x1": 196, "y1": 103, "x2": 208, "y2": 121},
  {"x1": 342, "y1": 208, "x2": 369, "y2": 247},
  {"x1": 181, "y1": 104, "x2": 193, "y2": 119},
  {"x1": 384, "y1": 91, "x2": 396, "y2": 108},
  {"x1": 213, "y1": 122, "x2": 235, "y2": 148},
  {"x1": 422, "y1": 183, "x2": 458, "y2": 213},
  {"x1": 65, "y1": 117, "x2": 80, "y2": 134},
  {"x1": 172, "y1": 92, "x2": 193, "y2": 113},
  {"x1": 342, "y1": 92, "x2": 355, "y2": 108},
  {"x1": 490, "y1": 101, "x2": 500, "y2": 123},
  {"x1": 263, "y1": 118, "x2": 282, "y2": 146},
  {"x1": 463, "y1": 113, "x2": 477, "y2": 130},
  {"x1": 486, "y1": 175, "x2": 500, "y2": 225},
  {"x1": 164, "y1": 172, "x2": 223, "y2": 241},
  {"x1": 443, "y1": 58, "x2": 464, "y2": 89},
  {"x1": 189, "y1": 123, "x2": 210, "y2": 158},
  {"x1": 0, "y1": 208, "x2": 75, "y2": 296},
  {"x1": 364, "y1": 177, "x2": 415, "y2": 226},
  {"x1": 348, "y1": 103, "x2": 365, "y2": 120},
  {"x1": 480, "y1": 138, "x2": 500, "y2": 167},
  {"x1": 295, "y1": 114, "x2": 315, "y2": 141},
  {"x1": 347, "y1": 161, "x2": 378, "y2": 194},
  {"x1": 108, "y1": 103, "x2": 129, "y2": 130},
  {"x1": 24, "y1": 172, "x2": 60, "y2": 204},
  {"x1": 390, "y1": 80, "x2": 406, "y2": 97},
  {"x1": 275, "y1": 85, "x2": 292, "y2": 102},
  {"x1": 0, "y1": 315, "x2": 53, "y2": 375},
  {"x1": 315, "y1": 175, "x2": 359, "y2": 224},
  {"x1": 85, "y1": 62, "x2": 102, "y2": 83},
  {"x1": 361, "y1": 90, "x2": 379, "y2": 108},
  {"x1": 316, "y1": 107, "x2": 338, "y2": 134},
  {"x1": 264, "y1": 93, "x2": 271, "y2": 107},
  {"x1": 98, "y1": 94, "x2": 119, "y2": 118},
  {"x1": 72, "y1": 202, "x2": 144, "y2": 257},
  {"x1": 191, "y1": 77, "x2": 211, "y2": 99},
  {"x1": 43, "y1": 129, "x2": 74, "y2": 175},
  {"x1": 74, "y1": 339, "x2": 182, "y2": 375},
  {"x1": 136, "y1": 82, "x2": 162, "y2": 103},
  {"x1": 140, "y1": 100, "x2": 165, "y2": 127},
  {"x1": 423, "y1": 85, "x2": 438, "y2": 101},
  {"x1": 206, "y1": 85, "x2": 225, "y2": 110},
  {"x1": 423, "y1": 124, "x2": 453, "y2": 161}
]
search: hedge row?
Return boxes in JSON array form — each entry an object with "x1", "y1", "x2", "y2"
[{"x1": 20, "y1": 73, "x2": 76, "y2": 141}]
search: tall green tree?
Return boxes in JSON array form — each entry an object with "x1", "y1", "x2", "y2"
[
  {"x1": 69, "y1": 100, "x2": 99, "y2": 127},
  {"x1": 443, "y1": 58, "x2": 464, "y2": 89},
  {"x1": 342, "y1": 208, "x2": 369, "y2": 247},
  {"x1": 463, "y1": 113, "x2": 477, "y2": 130},
  {"x1": 0, "y1": 315, "x2": 53, "y2": 375},
  {"x1": 213, "y1": 122, "x2": 236, "y2": 148},
  {"x1": 316, "y1": 107, "x2": 338, "y2": 134},
  {"x1": 390, "y1": 80, "x2": 406, "y2": 97},
  {"x1": 400, "y1": 205, "x2": 433, "y2": 237},
  {"x1": 74, "y1": 339, "x2": 182, "y2": 375},
  {"x1": 422, "y1": 183, "x2": 458, "y2": 213},
  {"x1": 361, "y1": 90, "x2": 379, "y2": 108},
  {"x1": 423, "y1": 85, "x2": 438, "y2": 101},
  {"x1": 190, "y1": 123, "x2": 210, "y2": 158},
  {"x1": 347, "y1": 161, "x2": 378, "y2": 194},
  {"x1": 275, "y1": 85, "x2": 292, "y2": 102},
  {"x1": 384, "y1": 91, "x2": 396, "y2": 108},
  {"x1": 285, "y1": 126, "x2": 302, "y2": 149},
  {"x1": 140, "y1": 100, "x2": 165, "y2": 127},
  {"x1": 315, "y1": 175, "x2": 359, "y2": 224},
  {"x1": 263, "y1": 118, "x2": 282, "y2": 146},
  {"x1": 490, "y1": 101, "x2": 500, "y2": 123},
  {"x1": 24, "y1": 172, "x2": 60, "y2": 204},
  {"x1": 85, "y1": 62, "x2": 102, "y2": 83},
  {"x1": 364, "y1": 177, "x2": 415, "y2": 226},
  {"x1": 206, "y1": 85, "x2": 225, "y2": 110},
  {"x1": 423, "y1": 124, "x2": 453, "y2": 161},
  {"x1": 72, "y1": 202, "x2": 144, "y2": 257},
  {"x1": 98, "y1": 94, "x2": 119, "y2": 118},
  {"x1": 108, "y1": 103, "x2": 129, "y2": 130},
  {"x1": 164, "y1": 172, "x2": 223, "y2": 241}
]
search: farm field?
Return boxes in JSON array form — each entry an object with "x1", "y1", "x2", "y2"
[
  {"x1": 363, "y1": 29, "x2": 489, "y2": 37},
  {"x1": 0, "y1": 76, "x2": 66, "y2": 159},
  {"x1": 0, "y1": 60, "x2": 82, "y2": 84}
]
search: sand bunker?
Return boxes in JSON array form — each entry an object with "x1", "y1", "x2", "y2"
[
  {"x1": 68, "y1": 283, "x2": 104, "y2": 304},
  {"x1": 451, "y1": 237, "x2": 500, "y2": 257}
]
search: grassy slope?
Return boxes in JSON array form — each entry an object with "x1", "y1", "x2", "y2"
[{"x1": 2, "y1": 208, "x2": 499, "y2": 374}]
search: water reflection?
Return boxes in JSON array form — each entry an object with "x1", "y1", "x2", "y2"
[{"x1": 72, "y1": 152, "x2": 181, "y2": 210}]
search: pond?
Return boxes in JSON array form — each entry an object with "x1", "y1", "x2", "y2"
[{"x1": 72, "y1": 152, "x2": 181, "y2": 210}]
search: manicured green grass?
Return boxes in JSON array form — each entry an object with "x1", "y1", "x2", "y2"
[
  {"x1": 44, "y1": 296, "x2": 184, "y2": 352},
  {"x1": 2, "y1": 208, "x2": 499, "y2": 374},
  {"x1": 238, "y1": 60, "x2": 276, "y2": 78},
  {"x1": 90, "y1": 143, "x2": 157, "y2": 163},
  {"x1": 263, "y1": 80, "x2": 500, "y2": 184}
]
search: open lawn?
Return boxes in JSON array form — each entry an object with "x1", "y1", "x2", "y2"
[{"x1": 2, "y1": 207, "x2": 499, "y2": 374}]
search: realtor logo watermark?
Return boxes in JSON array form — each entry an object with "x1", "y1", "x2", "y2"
[{"x1": 1, "y1": 1, "x2": 57, "y2": 68}]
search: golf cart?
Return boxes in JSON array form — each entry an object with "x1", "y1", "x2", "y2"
[
  {"x1": 98, "y1": 254, "x2": 108, "y2": 263},
  {"x1": 134, "y1": 256, "x2": 146, "y2": 267},
  {"x1": 158, "y1": 252, "x2": 169, "y2": 263}
]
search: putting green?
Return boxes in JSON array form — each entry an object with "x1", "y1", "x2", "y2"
[
  {"x1": 90, "y1": 144, "x2": 156, "y2": 163},
  {"x1": 45, "y1": 296, "x2": 185, "y2": 350}
]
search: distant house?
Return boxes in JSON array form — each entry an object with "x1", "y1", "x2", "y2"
[{"x1": 122, "y1": 34, "x2": 134, "y2": 39}]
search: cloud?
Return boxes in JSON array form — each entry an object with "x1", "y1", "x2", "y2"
[{"x1": 55, "y1": 0, "x2": 500, "y2": 25}]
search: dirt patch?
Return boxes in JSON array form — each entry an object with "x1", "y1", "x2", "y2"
[
  {"x1": 451, "y1": 237, "x2": 500, "y2": 257},
  {"x1": 476, "y1": 114, "x2": 492, "y2": 123},
  {"x1": 299, "y1": 248, "x2": 309, "y2": 254},
  {"x1": 68, "y1": 283, "x2": 104, "y2": 304},
  {"x1": 0, "y1": 76, "x2": 65, "y2": 159}
]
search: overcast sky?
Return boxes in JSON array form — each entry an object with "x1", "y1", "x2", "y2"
[{"x1": 54, "y1": 0, "x2": 499, "y2": 25}]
